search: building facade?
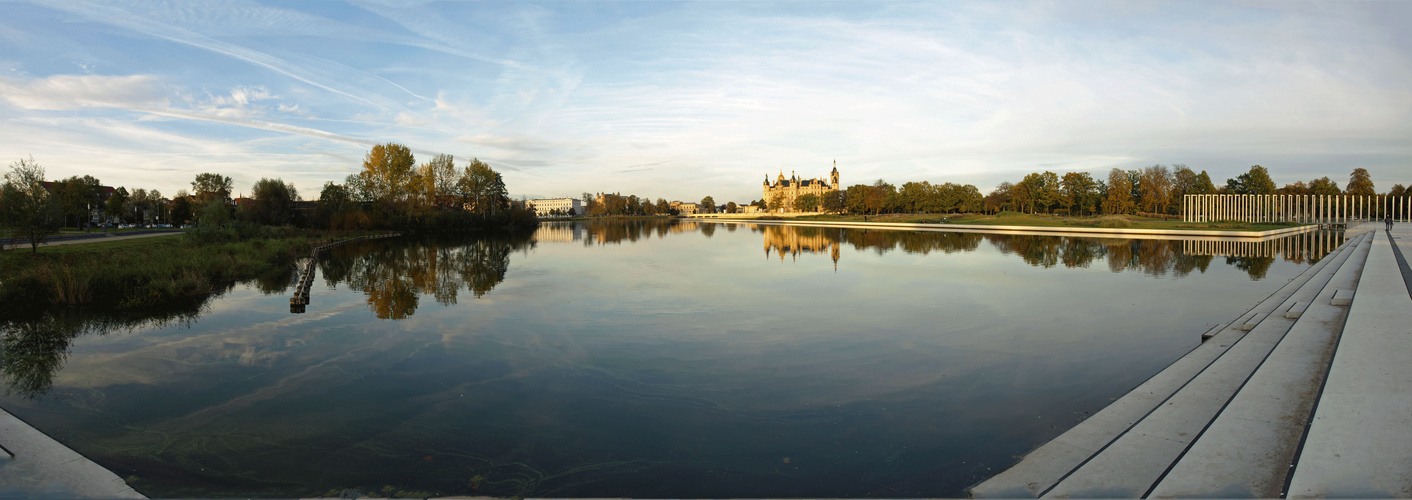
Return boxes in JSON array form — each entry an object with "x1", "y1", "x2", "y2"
[
  {"x1": 528, "y1": 197, "x2": 583, "y2": 217},
  {"x1": 763, "y1": 161, "x2": 840, "y2": 213}
]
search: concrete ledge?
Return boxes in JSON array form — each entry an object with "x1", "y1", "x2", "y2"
[
  {"x1": 1286, "y1": 301, "x2": 1310, "y2": 319},
  {"x1": 0, "y1": 409, "x2": 145, "y2": 498},
  {"x1": 1201, "y1": 323, "x2": 1228, "y2": 342},
  {"x1": 1331, "y1": 289, "x2": 1354, "y2": 306}
]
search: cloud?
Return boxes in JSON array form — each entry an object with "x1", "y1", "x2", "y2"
[{"x1": 0, "y1": 74, "x2": 168, "y2": 110}]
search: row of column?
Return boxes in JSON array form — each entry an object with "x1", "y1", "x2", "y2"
[
  {"x1": 1184, "y1": 194, "x2": 1412, "y2": 224},
  {"x1": 1181, "y1": 230, "x2": 1344, "y2": 260}
]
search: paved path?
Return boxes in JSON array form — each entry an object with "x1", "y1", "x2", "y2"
[
  {"x1": 3, "y1": 231, "x2": 180, "y2": 251},
  {"x1": 971, "y1": 222, "x2": 1412, "y2": 498}
]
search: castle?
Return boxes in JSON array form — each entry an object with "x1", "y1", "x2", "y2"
[{"x1": 762, "y1": 161, "x2": 840, "y2": 213}]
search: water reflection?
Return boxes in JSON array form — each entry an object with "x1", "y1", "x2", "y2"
[
  {"x1": 0, "y1": 307, "x2": 200, "y2": 400},
  {"x1": 0, "y1": 221, "x2": 1341, "y2": 497},
  {"x1": 317, "y1": 234, "x2": 535, "y2": 319},
  {"x1": 537, "y1": 220, "x2": 1344, "y2": 280}
]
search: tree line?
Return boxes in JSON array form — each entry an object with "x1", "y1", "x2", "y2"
[{"x1": 0, "y1": 145, "x2": 536, "y2": 251}]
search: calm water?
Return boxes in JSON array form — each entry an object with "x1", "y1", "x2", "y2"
[{"x1": 0, "y1": 221, "x2": 1344, "y2": 497}]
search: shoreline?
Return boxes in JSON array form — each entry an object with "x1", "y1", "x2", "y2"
[{"x1": 696, "y1": 217, "x2": 1324, "y2": 239}]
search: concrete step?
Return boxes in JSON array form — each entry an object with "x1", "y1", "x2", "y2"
[
  {"x1": 1285, "y1": 300, "x2": 1309, "y2": 319},
  {"x1": 1040, "y1": 233, "x2": 1368, "y2": 498},
  {"x1": 1287, "y1": 230, "x2": 1412, "y2": 498},
  {"x1": 1330, "y1": 289, "x2": 1354, "y2": 306},
  {"x1": 968, "y1": 233, "x2": 1364, "y2": 498},
  {"x1": 1146, "y1": 232, "x2": 1372, "y2": 498}
]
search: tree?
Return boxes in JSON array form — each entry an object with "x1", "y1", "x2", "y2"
[
  {"x1": 419, "y1": 153, "x2": 457, "y2": 208},
  {"x1": 1, "y1": 157, "x2": 61, "y2": 253},
  {"x1": 1390, "y1": 184, "x2": 1406, "y2": 198},
  {"x1": 865, "y1": 179, "x2": 895, "y2": 214},
  {"x1": 725, "y1": 201, "x2": 738, "y2": 213},
  {"x1": 821, "y1": 189, "x2": 844, "y2": 212},
  {"x1": 1102, "y1": 168, "x2": 1134, "y2": 214},
  {"x1": 191, "y1": 173, "x2": 233, "y2": 205},
  {"x1": 1139, "y1": 164, "x2": 1174, "y2": 214},
  {"x1": 197, "y1": 196, "x2": 230, "y2": 230},
  {"x1": 250, "y1": 178, "x2": 300, "y2": 226},
  {"x1": 793, "y1": 193, "x2": 820, "y2": 212},
  {"x1": 985, "y1": 182, "x2": 1013, "y2": 213},
  {"x1": 1061, "y1": 172, "x2": 1098, "y2": 216},
  {"x1": 457, "y1": 158, "x2": 507, "y2": 215},
  {"x1": 1192, "y1": 171, "x2": 1217, "y2": 195},
  {"x1": 1227, "y1": 165, "x2": 1276, "y2": 195},
  {"x1": 767, "y1": 193, "x2": 784, "y2": 213},
  {"x1": 1346, "y1": 168, "x2": 1375, "y2": 196},
  {"x1": 55, "y1": 175, "x2": 102, "y2": 229},
  {"x1": 359, "y1": 143, "x2": 417, "y2": 209},
  {"x1": 105, "y1": 187, "x2": 128, "y2": 223},
  {"x1": 169, "y1": 194, "x2": 193, "y2": 225},
  {"x1": 1309, "y1": 177, "x2": 1340, "y2": 196},
  {"x1": 699, "y1": 196, "x2": 716, "y2": 214}
]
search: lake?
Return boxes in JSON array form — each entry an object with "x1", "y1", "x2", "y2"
[{"x1": 0, "y1": 220, "x2": 1344, "y2": 497}]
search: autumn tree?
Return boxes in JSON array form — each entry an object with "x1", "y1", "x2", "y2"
[
  {"x1": 0, "y1": 157, "x2": 60, "y2": 252},
  {"x1": 1102, "y1": 168, "x2": 1134, "y2": 214},
  {"x1": 1061, "y1": 172, "x2": 1099, "y2": 216},
  {"x1": 1308, "y1": 177, "x2": 1340, "y2": 195},
  {"x1": 1139, "y1": 164, "x2": 1174, "y2": 214},
  {"x1": 700, "y1": 196, "x2": 716, "y2": 213},
  {"x1": 358, "y1": 143, "x2": 417, "y2": 209},
  {"x1": 419, "y1": 153, "x2": 457, "y2": 208},
  {"x1": 1346, "y1": 168, "x2": 1375, "y2": 196}
]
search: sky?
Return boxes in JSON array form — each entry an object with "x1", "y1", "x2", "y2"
[{"x1": 1, "y1": 1, "x2": 1409, "y2": 203}]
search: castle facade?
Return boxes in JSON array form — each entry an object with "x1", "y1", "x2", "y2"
[{"x1": 762, "y1": 161, "x2": 840, "y2": 213}]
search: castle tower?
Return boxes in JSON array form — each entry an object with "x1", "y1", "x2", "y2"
[{"x1": 831, "y1": 160, "x2": 840, "y2": 189}]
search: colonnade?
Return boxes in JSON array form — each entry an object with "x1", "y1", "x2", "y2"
[
  {"x1": 1184, "y1": 194, "x2": 1412, "y2": 224},
  {"x1": 1181, "y1": 230, "x2": 1344, "y2": 262}
]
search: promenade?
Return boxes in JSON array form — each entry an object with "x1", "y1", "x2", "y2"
[{"x1": 971, "y1": 222, "x2": 1412, "y2": 498}]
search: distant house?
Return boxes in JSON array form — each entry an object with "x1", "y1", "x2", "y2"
[{"x1": 527, "y1": 197, "x2": 582, "y2": 217}]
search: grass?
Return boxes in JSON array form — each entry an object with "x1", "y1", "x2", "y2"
[
  {"x1": 0, "y1": 228, "x2": 340, "y2": 312},
  {"x1": 781, "y1": 212, "x2": 1300, "y2": 231}
]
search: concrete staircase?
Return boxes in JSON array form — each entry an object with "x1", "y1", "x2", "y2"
[{"x1": 970, "y1": 229, "x2": 1412, "y2": 498}]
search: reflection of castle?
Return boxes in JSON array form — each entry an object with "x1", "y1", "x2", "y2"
[
  {"x1": 762, "y1": 225, "x2": 841, "y2": 268},
  {"x1": 763, "y1": 161, "x2": 840, "y2": 212}
]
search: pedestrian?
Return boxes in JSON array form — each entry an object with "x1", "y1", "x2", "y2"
[{"x1": 1387, "y1": 213, "x2": 1393, "y2": 231}]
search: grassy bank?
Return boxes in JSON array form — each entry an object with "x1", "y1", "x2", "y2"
[
  {"x1": 0, "y1": 227, "x2": 333, "y2": 312},
  {"x1": 779, "y1": 212, "x2": 1300, "y2": 231}
]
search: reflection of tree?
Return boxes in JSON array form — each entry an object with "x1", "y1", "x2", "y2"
[
  {"x1": 1226, "y1": 257, "x2": 1274, "y2": 280},
  {"x1": 317, "y1": 233, "x2": 534, "y2": 319},
  {"x1": 0, "y1": 307, "x2": 200, "y2": 399},
  {"x1": 578, "y1": 219, "x2": 682, "y2": 246},
  {"x1": 755, "y1": 224, "x2": 1319, "y2": 280}
]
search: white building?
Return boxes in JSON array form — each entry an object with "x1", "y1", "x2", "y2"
[{"x1": 528, "y1": 197, "x2": 583, "y2": 217}]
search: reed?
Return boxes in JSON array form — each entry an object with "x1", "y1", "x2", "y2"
[{"x1": 0, "y1": 230, "x2": 316, "y2": 311}]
